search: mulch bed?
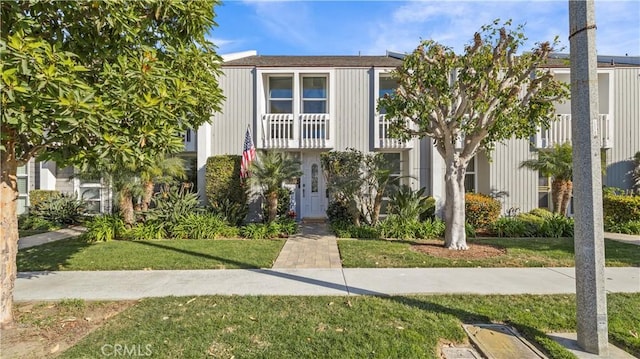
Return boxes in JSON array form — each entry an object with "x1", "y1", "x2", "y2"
[{"x1": 410, "y1": 240, "x2": 507, "y2": 259}]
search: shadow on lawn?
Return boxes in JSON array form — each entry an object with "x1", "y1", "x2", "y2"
[
  {"x1": 129, "y1": 240, "x2": 263, "y2": 269},
  {"x1": 17, "y1": 237, "x2": 93, "y2": 272}
]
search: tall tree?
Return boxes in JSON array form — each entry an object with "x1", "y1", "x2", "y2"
[
  {"x1": 520, "y1": 142, "x2": 573, "y2": 215},
  {"x1": 1, "y1": 0, "x2": 223, "y2": 327},
  {"x1": 378, "y1": 20, "x2": 568, "y2": 250},
  {"x1": 249, "y1": 151, "x2": 302, "y2": 223}
]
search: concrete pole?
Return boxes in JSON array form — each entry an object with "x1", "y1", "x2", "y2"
[{"x1": 568, "y1": 0, "x2": 608, "y2": 355}]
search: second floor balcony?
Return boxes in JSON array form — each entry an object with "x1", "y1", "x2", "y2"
[
  {"x1": 375, "y1": 114, "x2": 413, "y2": 149},
  {"x1": 534, "y1": 113, "x2": 613, "y2": 149},
  {"x1": 260, "y1": 113, "x2": 333, "y2": 149}
]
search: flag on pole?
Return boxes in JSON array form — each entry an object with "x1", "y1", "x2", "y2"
[{"x1": 240, "y1": 127, "x2": 256, "y2": 179}]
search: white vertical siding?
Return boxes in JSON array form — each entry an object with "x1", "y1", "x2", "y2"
[
  {"x1": 606, "y1": 68, "x2": 640, "y2": 189},
  {"x1": 210, "y1": 67, "x2": 256, "y2": 156},
  {"x1": 334, "y1": 68, "x2": 371, "y2": 152},
  {"x1": 489, "y1": 138, "x2": 539, "y2": 214}
]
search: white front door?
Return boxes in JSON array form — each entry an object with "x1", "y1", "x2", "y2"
[{"x1": 301, "y1": 152, "x2": 327, "y2": 218}]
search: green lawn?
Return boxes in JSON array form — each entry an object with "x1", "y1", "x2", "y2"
[
  {"x1": 58, "y1": 293, "x2": 640, "y2": 359},
  {"x1": 338, "y1": 237, "x2": 640, "y2": 268},
  {"x1": 17, "y1": 238, "x2": 285, "y2": 271}
]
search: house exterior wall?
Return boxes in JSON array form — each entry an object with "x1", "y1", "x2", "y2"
[
  {"x1": 606, "y1": 68, "x2": 639, "y2": 189},
  {"x1": 488, "y1": 138, "x2": 540, "y2": 214}
]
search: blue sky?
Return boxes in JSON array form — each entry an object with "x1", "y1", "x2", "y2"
[{"x1": 207, "y1": 0, "x2": 640, "y2": 57}]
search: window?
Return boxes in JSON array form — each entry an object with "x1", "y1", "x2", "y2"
[
  {"x1": 311, "y1": 164, "x2": 319, "y2": 193},
  {"x1": 17, "y1": 165, "x2": 28, "y2": 214},
  {"x1": 301, "y1": 77, "x2": 327, "y2": 113},
  {"x1": 79, "y1": 176, "x2": 103, "y2": 214},
  {"x1": 378, "y1": 76, "x2": 398, "y2": 114},
  {"x1": 380, "y1": 153, "x2": 402, "y2": 215},
  {"x1": 538, "y1": 171, "x2": 551, "y2": 209},
  {"x1": 268, "y1": 77, "x2": 293, "y2": 114},
  {"x1": 464, "y1": 157, "x2": 476, "y2": 193}
]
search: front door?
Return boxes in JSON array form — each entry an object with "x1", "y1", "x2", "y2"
[{"x1": 301, "y1": 152, "x2": 327, "y2": 218}]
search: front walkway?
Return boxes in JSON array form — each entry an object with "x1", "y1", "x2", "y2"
[
  {"x1": 272, "y1": 223, "x2": 342, "y2": 269},
  {"x1": 604, "y1": 232, "x2": 640, "y2": 246}
]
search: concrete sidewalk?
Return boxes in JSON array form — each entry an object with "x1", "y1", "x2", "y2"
[
  {"x1": 15, "y1": 267, "x2": 639, "y2": 301},
  {"x1": 18, "y1": 226, "x2": 86, "y2": 249}
]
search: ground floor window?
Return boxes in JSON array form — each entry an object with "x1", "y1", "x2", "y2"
[
  {"x1": 79, "y1": 177, "x2": 103, "y2": 214},
  {"x1": 464, "y1": 157, "x2": 477, "y2": 193},
  {"x1": 17, "y1": 164, "x2": 28, "y2": 214},
  {"x1": 538, "y1": 171, "x2": 551, "y2": 209}
]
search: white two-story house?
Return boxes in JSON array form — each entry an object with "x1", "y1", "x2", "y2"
[{"x1": 194, "y1": 51, "x2": 639, "y2": 220}]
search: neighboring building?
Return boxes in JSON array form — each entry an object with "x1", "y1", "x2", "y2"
[{"x1": 196, "y1": 51, "x2": 639, "y2": 220}]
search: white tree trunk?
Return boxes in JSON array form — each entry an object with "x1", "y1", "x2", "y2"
[{"x1": 443, "y1": 155, "x2": 469, "y2": 250}]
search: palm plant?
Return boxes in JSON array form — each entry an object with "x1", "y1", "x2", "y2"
[
  {"x1": 139, "y1": 156, "x2": 186, "y2": 211},
  {"x1": 520, "y1": 142, "x2": 573, "y2": 216},
  {"x1": 633, "y1": 151, "x2": 640, "y2": 191},
  {"x1": 249, "y1": 151, "x2": 302, "y2": 223}
]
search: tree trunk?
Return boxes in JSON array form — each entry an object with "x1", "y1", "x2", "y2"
[
  {"x1": 141, "y1": 181, "x2": 154, "y2": 212},
  {"x1": 119, "y1": 189, "x2": 135, "y2": 226},
  {"x1": 443, "y1": 157, "x2": 469, "y2": 250},
  {"x1": 267, "y1": 191, "x2": 278, "y2": 223},
  {"x1": 551, "y1": 179, "x2": 565, "y2": 214},
  {"x1": 1, "y1": 154, "x2": 18, "y2": 328},
  {"x1": 371, "y1": 192, "x2": 384, "y2": 226},
  {"x1": 559, "y1": 180, "x2": 573, "y2": 216}
]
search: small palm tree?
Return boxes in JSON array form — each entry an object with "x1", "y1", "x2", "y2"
[
  {"x1": 249, "y1": 151, "x2": 302, "y2": 223},
  {"x1": 139, "y1": 156, "x2": 186, "y2": 211},
  {"x1": 633, "y1": 151, "x2": 640, "y2": 191},
  {"x1": 520, "y1": 142, "x2": 573, "y2": 216}
]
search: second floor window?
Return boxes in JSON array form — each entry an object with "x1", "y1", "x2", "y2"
[
  {"x1": 302, "y1": 77, "x2": 327, "y2": 114},
  {"x1": 378, "y1": 76, "x2": 398, "y2": 114},
  {"x1": 268, "y1": 77, "x2": 293, "y2": 114}
]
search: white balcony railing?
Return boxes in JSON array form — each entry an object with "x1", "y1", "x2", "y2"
[
  {"x1": 534, "y1": 114, "x2": 613, "y2": 149},
  {"x1": 375, "y1": 114, "x2": 413, "y2": 149},
  {"x1": 261, "y1": 113, "x2": 333, "y2": 149}
]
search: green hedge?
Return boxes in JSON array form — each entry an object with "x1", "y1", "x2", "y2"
[
  {"x1": 29, "y1": 190, "x2": 60, "y2": 209},
  {"x1": 603, "y1": 194, "x2": 640, "y2": 224},
  {"x1": 465, "y1": 193, "x2": 501, "y2": 228},
  {"x1": 205, "y1": 155, "x2": 247, "y2": 208}
]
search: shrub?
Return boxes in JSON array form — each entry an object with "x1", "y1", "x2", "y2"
[
  {"x1": 172, "y1": 213, "x2": 238, "y2": 240},
  {"x1": 539, "y1": 214, "x2": 574, "y2": 238},
  {"x1": 210, "y1": 198, "x2": 248, "y2": 227},
  {"x1": 241, "y1": 223, "x2": 270, "y2": 240},
  {"x1": 28, "y1": 190, "x2": 60, "y2": 209},
  {"x1": 125, "y1": 222, "x2": 168, "y2": 241},
  {"x1": 413, "y1": 219, "x2": 446, "y2": 239},
  {"x1": 276, "y1": 218, "x2": 298, "y2": 236},
  {"x1": 465, "y1": 193, "x2": 501, "y2": 228},
  {"x1": 30, "y1": 194, "x2": 86, "y2": 225},
  {"x1": 603, "y1": 194, "x2": 640, "y2": 224},
  {"x1": 146, "y1": 186, "x2": 203, "y2": 225},
  {"x1": 605, "y1": 220, "x2": 640, "y2": 235},
  {"x1": 528, "y1": 207, "x2": 554, "y2": 219},
  {"x1": 490, "y1": 217, "x2": 527, "y2": 237},
  {"x1": 387, "y1": 185, "x2": 433, "y2": 221},
  {"x1": 205, "y1": 155, "x2": 248, "y2": 216},
  {"x1": 516, "y1": 213, "x2": 546, "y2": 237},
  {"x1": 378, "y1": 215, "x2": 415, "y2": 239},
  {"x1": 329, "y1": 221, "x2": 380, "y2": 239},
  {"x1": 18, "y1": 214, "x2": 60, "y2": 231},
  {"x1": 465, "y1": 222, "x2": 476, "y2": 238},
  {"x1": 85, "y1": 215, "x2": 125, "y2": 242},
  {"x1": 327, "y1": 200, "x2": 352, "y2": 224}
]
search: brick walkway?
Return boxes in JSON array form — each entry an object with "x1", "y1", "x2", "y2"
[{"x1": 272, "y1": 222, "x2": 342, "y2": 269}]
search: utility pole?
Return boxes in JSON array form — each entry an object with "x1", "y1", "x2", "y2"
[{"x1": 568, "y1": 0, "x2": 608, "y2": 355}]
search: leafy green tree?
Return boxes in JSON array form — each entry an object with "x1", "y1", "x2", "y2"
[
  {"x1": 1, "y1": 0, "x2": 223, "y2": 327},
  {"x1": 378, "y1": 20, "x2": 568, "y2": 250},
  {"x1": 321, "y1": 149, "x2": 401, "y2": 226},
  {"x1": 520, "y1": 142, "x2": 573, "y2": 216},
  {"x1": 249, "y1": 151, "x2": 302, "y2": 223}
]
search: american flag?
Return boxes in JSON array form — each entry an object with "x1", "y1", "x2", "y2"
[{"x1": 240, "y1": 128, "x2": 256, "y2": 179}]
